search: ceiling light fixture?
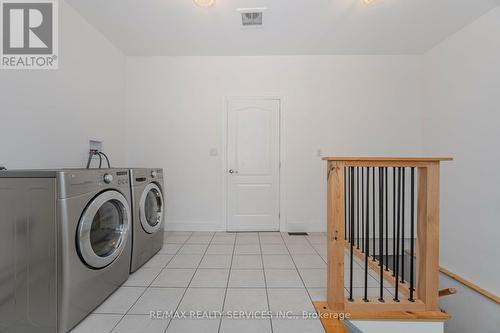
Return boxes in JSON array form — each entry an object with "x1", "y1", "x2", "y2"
[{"x1": 194, "y1": 0, "x2": 215, "y2": 7}]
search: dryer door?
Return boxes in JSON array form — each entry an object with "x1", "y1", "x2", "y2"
[
  {"x1": 139, "y1": 183, "x2": 164, "y2": 234},
  {"x1": 77, "y1": 190, "x2": 131, "y2": 269}
]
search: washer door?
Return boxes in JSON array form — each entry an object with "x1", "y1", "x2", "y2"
[
  {"x1": 139, "y1": 183, "x2": 164, "y2": 234},
  {"x1": 77, "y1": 190, "x2": 131, "y2": 269}
]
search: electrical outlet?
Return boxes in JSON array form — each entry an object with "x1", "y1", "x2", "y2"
[{"x1": 89, "y1": 140, "x2": 102, "y2": 152}]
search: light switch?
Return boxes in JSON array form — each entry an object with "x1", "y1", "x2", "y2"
[{"x1": 210, "y1": 148, "x2": 218, "y2": 157}]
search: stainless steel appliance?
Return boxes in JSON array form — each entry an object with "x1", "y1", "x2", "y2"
[
  {"x1": 129, "y1": 168, "x2": 165, "y2": 272},
  {"x1": 0, "y1": 169, "x2": 132, "y2": 333}
]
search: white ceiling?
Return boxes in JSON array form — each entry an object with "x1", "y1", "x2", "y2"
[{"x1": 65, "y1": 0, "x2": 500, "y2": 56}]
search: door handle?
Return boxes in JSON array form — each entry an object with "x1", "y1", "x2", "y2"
[{"x1": 228, "y1": 169, "x2": 238, "y2": 174}]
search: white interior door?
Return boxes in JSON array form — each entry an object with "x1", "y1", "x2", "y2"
[{"x1": 226, "y1": 98, "x2": 280, "y2": 231}]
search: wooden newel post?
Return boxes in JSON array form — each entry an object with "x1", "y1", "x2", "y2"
[
  {"x1": 327, "y1": 161, "x2": 345, "y2": 311},
  {"x1": 417, "y1": 162, "x2": 441, "y2": 311}
]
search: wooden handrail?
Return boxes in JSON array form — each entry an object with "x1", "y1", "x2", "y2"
[
  {"x1": 319, "y1": 156, "x2": 452, "y2": 323},
  {"x1": 440, "y1": 267, "x2": 500, "y2": 304},
  {"x1": 438, "y1": 288, "x2": 457, "y2": 297},
  {"x1": 404, "y1": 249, "x2": 499, "y2": 303},
  {"x1": 322, "y1": 157, "x2": 453, "y2": 162}
]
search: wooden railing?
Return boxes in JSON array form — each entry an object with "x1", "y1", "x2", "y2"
[
  {"x1": 439, "y1": 267, "x2": 500, "y2": 303},
  {"x1": 319, "y1": 157, "x2": 452, "y2": 318}
]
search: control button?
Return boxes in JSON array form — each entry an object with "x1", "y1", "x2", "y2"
[
  {"x1": 103, "y1": 173, "x2": 113, "y2": 184},
  {"x1": 151, "y1": 170, "x2": 157, "y2": 178}
]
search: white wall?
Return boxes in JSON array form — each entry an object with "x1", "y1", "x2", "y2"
[
  {"x1": 351, "y1": 321, "x2": 443, "y2": 333},
  {"x1": 0, "y1": 2, "x2": 497, "y2": 331},
  {"x1": 0, "y1": 1, "x2": 126, "y2": 169},
  {"x1": 423, "y1": 6, "x2": 500, "y2": 333},
  {"x1": 125, "y1": 56, "x2": 424, "y2": 232}
]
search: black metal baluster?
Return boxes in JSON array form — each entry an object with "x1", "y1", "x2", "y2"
[
  {"x1": 349, "y1": 167, "x2": 355, "y2": 301},
  {"x1": 392, "y1": 167, "x2": 396, "y2": 277},
  {"x1": 401, "y1": 168, "x2": 406, "y2": 283},
  {"x1": 363, "y1": 167, "x2": 370, "y2": 302},
  {"x1": 409, "y1": 167, "x2": 415, "y2": 302},
  {"x1": 357, "y1": 167, "x2": 360, "y2": 249},
  {"x1": 385, "y1": 167, "x2": 389, "y2": 271},
  {"x1": 351, "y1": 167, "x2": 354, "y2": 232},
  {"x1": 348, "y1": 167, "x2": 351, "y2": 241},
  {"x1": 372, "y1": 167, "x2": 376, "y2": 261},
  {"x1": 361, "y1": 168, "x2": 365, "y2": 253},
  {"x1": 344, "y1": 167, "x2": 347, "y2": 241},
  {"x1": 394, "y1": 167, "x2": 401, "y2": 302},
  {"x1": 379, "y1": 168, "x2": 384, "y2": 302}
]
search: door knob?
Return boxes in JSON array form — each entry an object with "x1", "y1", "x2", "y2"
[{"x1": 228, "y1": 169, "x2": 237, "y2": 174}]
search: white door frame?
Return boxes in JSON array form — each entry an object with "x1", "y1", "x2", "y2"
[{"x1": 221, "y1": 96, "x2": 286, "y2": 232}]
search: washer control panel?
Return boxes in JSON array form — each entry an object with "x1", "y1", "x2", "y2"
[
  {"x1": 98, "y1": 170, "x2": 129, "y2": 187},
  {"x1": 60, "y1": 169, "x2": 130, "y2": 198},
  {"x1": 103, "y1": 173, "x2": 113, "y2": 184}
]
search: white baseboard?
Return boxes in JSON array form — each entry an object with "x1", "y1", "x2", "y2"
[
  {"x1": 285, "y1": 220, "x2": 326, "y2": 233},
  {"x1": 165, "y1": 221, "x2": 224, "y2": 232},
  {"x1": 165, "y1": 220, "x2": 327, "y2": 233}
]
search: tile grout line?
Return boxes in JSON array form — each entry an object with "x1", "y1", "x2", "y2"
[
  {"x1": 279, "y1": 233, "x2": 320, "y2": 322},
  {"x1": 303, "y1": 234, "x2": 335, "y2": 299},
  {"x1": 258, "y1": 232, "x2": 274, "y2": 333},
  {"x1": 161, "y1": 232, "x2": 216, "y2": 333},
  {"x1": 217, "y1": 233, "x2": 237, "y2": 333},
  {"x1": 105, "y1": 231, "x2": 194, "y2": 333},
  {"x1": 304, "y1": 233, "x2": 353, "y2": 299},
  {"x1": 304, "y1": 234, "x2": 359, "y2": 298},
  {"x1": 304, "y1": 234, "x2": 328, "y2": 265},
  {"x1": 99, "y1": 232, "x2": 362, "y2": 333}
]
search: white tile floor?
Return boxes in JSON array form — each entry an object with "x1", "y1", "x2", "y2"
[{"x1": 71, "y1": 231, "x2": 393, "y2": 333}]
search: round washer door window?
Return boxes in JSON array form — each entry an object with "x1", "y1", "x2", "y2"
[
  {"x1": 77, "y1": 190, "x2": 130, "y2": 269},
  {"x1": 139, "y1": 183, "x2": 164, "y2": 234}
]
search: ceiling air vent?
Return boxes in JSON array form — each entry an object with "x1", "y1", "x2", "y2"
[
  {"x1": 242, "y1": 12, "x2": 262, "y2": 26},
  {"x1": 238, "y1": 8, "x2": 266, "y2": 28}
]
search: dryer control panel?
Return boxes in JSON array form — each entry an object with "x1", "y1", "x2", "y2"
[{"x1": 131, "y1": 168, "x2": 163, "y2": 186}]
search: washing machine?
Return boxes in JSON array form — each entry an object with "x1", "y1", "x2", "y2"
[
  {"x1": 0, "y1": 169, "x2": 132, "y2": 333},
  {"x1": 129, "y1": 168, "x2": 165, "y2": 273}
]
